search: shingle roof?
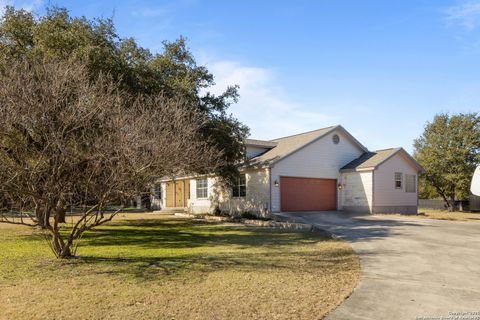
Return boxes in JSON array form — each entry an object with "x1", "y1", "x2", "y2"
[
  {"x1": 340, "y1": 148, "x2": 401, "y2": 171},
  {"x1": 245, "y1": 126, "x2": 337, "y2": 167},
  {"x1": 245, "y1": 139, "x2": 278, "y2": 148}
]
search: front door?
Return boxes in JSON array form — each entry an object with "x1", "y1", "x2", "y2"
[
  {"x1": 165, "y1": 179, "x2": 190, "y2": 208},
  {"x1": 166, "y1": 181, "x2": 175, "y2": 207},
  {"x1": 175, "y1": 181, "x2": 185, "y2": 207}
]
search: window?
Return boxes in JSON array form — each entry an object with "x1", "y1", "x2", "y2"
[
  {"x1": 405, "y1": 174, "x2": 416, "y2": 193},
  {"x1": 395, "y1": 172, "x2": 403, "y2": 189},
  {"x1": 196, "y1": 178, "x2": 208, "y2": 199},
  {"x1": 232, "y1": 174, "x2": 246, "y2": 198},
  {"x1": 154, "y1": 184, "x2": 162, "y2": 199}
]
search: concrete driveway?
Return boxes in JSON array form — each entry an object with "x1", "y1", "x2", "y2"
[{"x1": 277, "y1": 211, "x2": 480, "y2": 320}]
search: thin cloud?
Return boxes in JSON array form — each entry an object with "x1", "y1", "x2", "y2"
[
  {"x1": 0, "y1": 0, "x2": 11, "y2": 16},
  {"x1": 19, "y1": 0, "x2": 42, "y2": 12},
  {"x1": 445, "y1": 0, "x2": 480, "y2": 30},
  {"x1": 131, "y1": 0, "x2": 198, "y2": 18},
  {"x1": 1, "y1": 0, "x2": 43, "y2": 15},
  {"x1": 206, "y1": 60, "x2": 336, "y2": 140},
  {"x1": 132, "y1": 7, "x2": 169, "y2": 17}
]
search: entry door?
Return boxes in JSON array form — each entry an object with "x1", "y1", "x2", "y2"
[
  {"x1": 175, "y1": 181, "x2": 185, "y2": 207},
  {"x1": 166, "y1": 182, "x2": 175, "y2": 207}
]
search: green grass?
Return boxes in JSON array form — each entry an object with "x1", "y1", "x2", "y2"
[{"x1": 0, "y1": 214, "x2": 359, "y2": 320}]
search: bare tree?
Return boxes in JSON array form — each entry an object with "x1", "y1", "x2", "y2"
[{"x1": 0, "y1": 59, "x2": 223, "y2": 258}]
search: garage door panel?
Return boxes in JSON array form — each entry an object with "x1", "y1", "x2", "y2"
[{"x1": 280, "y1": 177, "x2": 337, "y2": 212}]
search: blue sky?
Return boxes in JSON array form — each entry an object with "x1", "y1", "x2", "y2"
[{"x1": 2, "y1": 0, "x2": 480, "y2": 152}]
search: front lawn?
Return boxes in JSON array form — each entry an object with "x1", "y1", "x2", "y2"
[{"x1": 0, "y1": 214, "x2": 359, "y2": 320}]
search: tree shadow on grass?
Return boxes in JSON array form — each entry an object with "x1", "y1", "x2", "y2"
[
  {"x1": 76, "y1": 218, "x2": 325, "y2": 250},
  {"x1": 18, "y1": 218, "x2": 353, "y2": 282},
  {"x1": 66, "y1": 245, "x2": 356, "y2": 282}
]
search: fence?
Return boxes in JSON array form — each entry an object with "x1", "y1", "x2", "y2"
[
  {"x1": 419, "y1": 199, "x2": 473, "y2": 211},
  {"x1": 471, "y1": 194, "x2": 480, "y2": 212}
]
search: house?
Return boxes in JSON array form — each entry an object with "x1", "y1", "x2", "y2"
[{"x1": 151, "y1": 125, "x2": 424, "y2": 215}]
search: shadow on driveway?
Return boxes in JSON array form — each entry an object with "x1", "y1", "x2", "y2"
[
  {"x1": 276, "y1": 211, "x2": 480, "y2": 320},
  {"x1": 276, "y1": 211, "x2": 423, "y2": 243}
]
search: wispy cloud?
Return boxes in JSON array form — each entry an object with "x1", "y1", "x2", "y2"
[
  {"x1": 131, "y1": 0, "x2": 198, "y2": 18},
  {"x1": 445, "y1": 0, "x2": 480, "y2": 30},
  {"x1": 20, "y1": 0, "x2": 42, "y2": 11},
  {"x1": 206, "y1": 60, "x2": 336, "y2": 140},
  {"x1": 132, "y1": 7, "x2": 169, "y2": 18},
  {"x1": 0, "y1": 0, "x2": 11, "y2": 16},
  {"x1": 1, "y1": 0, "x2": 43, "y2": 16}
]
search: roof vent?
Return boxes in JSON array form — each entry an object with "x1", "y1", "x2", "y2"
[{"x1": 332, "y1": 134, "x2": 340, "y2": 144}]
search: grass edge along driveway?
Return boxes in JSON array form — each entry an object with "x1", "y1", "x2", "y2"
[{"x1": 0, "y1": 213, "x2": 360, "y2": 320}]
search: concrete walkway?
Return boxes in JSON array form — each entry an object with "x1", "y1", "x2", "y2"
[{"x1": 277, "y1": 211, "x2": 480, "y2": 320}]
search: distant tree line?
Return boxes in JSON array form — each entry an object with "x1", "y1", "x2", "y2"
[{"x1": 414, "y1": 113, "x2": 479, "y2": 211}]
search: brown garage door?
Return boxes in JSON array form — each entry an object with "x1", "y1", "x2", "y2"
[{"x1": 280, "y1": 177, "x2": 337, "y2": 212}]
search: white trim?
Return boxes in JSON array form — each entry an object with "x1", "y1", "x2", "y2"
[{"x1": 196, "y1": 178, "x2": 208, "y2": 199}]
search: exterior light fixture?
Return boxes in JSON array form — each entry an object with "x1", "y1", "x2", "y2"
[
  {"x1": 337, "y1": 183, "x2": 344, "y2": 190},
  {"x1": 274, "y1": 180, "x2": 279, "y2": 187}
]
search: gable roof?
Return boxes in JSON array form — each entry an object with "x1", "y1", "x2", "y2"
[
  {"x1": 340, "y1": 147, "x2": 425, "y2": 173},
  {"x1": 245, "y1": 139, "x2": 278, "y2": 148},
  {"x1": 245, "y1": 125, "x2": 368, "y2": 168}
]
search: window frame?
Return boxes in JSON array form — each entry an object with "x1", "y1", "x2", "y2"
[
  {"x1": 196, "y1": 178, "x2": 208, "y2": 199},
  {"x1": 232, "y1": 174, "x2": 247, "y2": 198},
  {"x1": 405, "y1": 174, "x2": 416, "y2": 193},
  {"x1": 394, "y1": 172, "x2": 403, "y2": 189}
]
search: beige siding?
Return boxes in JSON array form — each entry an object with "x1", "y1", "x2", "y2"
[
  {"x1": 270, "y1": 129, "x2": 364, "y2": 212},
  {"x1": 185, "y1": 169, "x2": 270, "y2": 215},
  {"x1": 373, "y1": 153, "x2": 419, "y2": 211},
  {"x1": 218, "y1": 168, "x2": 270, "y2": 216},
  {"x1": 188, "y1": 176, "x2": 218, "y2": 214},
  {"x1": 340, "y1": 171, "x2": 373, "y2": 212}
]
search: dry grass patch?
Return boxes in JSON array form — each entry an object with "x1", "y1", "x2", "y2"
[
  {"x1": 0, "y1": 214, "x2": 359, "y2": 320},
  {"x1": 375, "y1": 209, "x2": 480, "y2": 222},
  {"x1": 417, "y1": 209, "x2": 480, "y2": 221}
]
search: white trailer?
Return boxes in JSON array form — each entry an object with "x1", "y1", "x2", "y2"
[{"x1": 471, "y1": 167, "x2": 480, "y2": 196}]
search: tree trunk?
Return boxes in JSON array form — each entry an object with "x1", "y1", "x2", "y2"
[
  {"x1": 434, "y1": 185, "x2": 456, "y2": 212},
  {"x1": 51, "y1": 225, "x2": 72, "y2": 259},
  {"x1": 447, "y1": 198, "x2": 457, "y2": 212},
  {"x1": 57, "y1": 207, "x2": 66, "y2": 223},
  {"x1": 54, "y1": 199, "x2": 67, "y2": 224},
  {"x1": 51, "y1": 233, "x2": 72, "y2": 258},
  {"x1": 35, "y1": 204, "x2": 51, "y2": 229}
]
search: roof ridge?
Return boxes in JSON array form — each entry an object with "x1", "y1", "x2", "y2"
[
  {"x1": 373, "y1": 147, "x2": 401, "y2": 152},
  {"x1": 245, "y1": 138, "x2": 276, "y2": 143},
  {"x1": 269, "y1": 125, "x2": 337, "y2": 141}
]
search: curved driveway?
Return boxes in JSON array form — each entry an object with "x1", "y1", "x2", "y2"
[{"x1": 278, "y1": 211, "x2": 480, "y2": 320}]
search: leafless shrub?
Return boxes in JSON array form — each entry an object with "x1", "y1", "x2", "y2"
[{"x1": 0, "y1": 59, "x2": 223, "y2": 258}]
